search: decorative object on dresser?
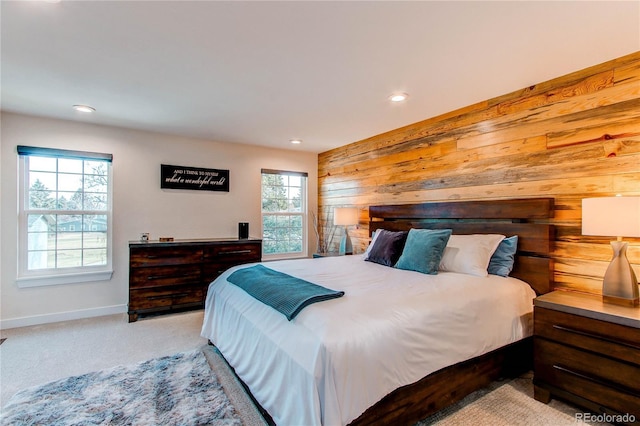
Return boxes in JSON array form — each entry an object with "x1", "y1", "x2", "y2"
[
  {"x1": 582, "y1": 196, "x2": 640, "y2": 306},
  {"x1": 128, "y1": 238, "x2": 261, "y2": 322},
  {"x1": 533, "y1": 291, "x2": 640, "y2": 423},
  {"x1": 238, "y1": 222, "x2": 249, "y2": 239},
  {"x1": 333, "y1": 207, "x2": 359, "y2": 255}
]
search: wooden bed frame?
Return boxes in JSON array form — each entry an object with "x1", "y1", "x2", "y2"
[
  {"x1": 212, "y1": 198, "x2": 555, "y2": 426},
  {"x1": 348, "y1": 197, "x2": 555, "y2": 425}
]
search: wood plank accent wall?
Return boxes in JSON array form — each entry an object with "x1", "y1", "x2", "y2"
[{"x1": 318, "y1": 51, "x2": 640, "y2": 296}]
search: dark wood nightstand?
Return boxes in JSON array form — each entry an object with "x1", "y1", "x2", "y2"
[{"x1": 533, "y1": 291, "x2": 640, "y2": 422}]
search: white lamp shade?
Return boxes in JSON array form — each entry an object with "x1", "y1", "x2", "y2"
[
  {"x1": 333, "y1": 207, "x2": 359, "y2": 226},
  {"x1": 582, "y1": 197, "x2": 640, "y2": 237}
]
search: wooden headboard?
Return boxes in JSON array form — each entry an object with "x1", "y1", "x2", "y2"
[{"x1": 368, "y1": 198, "x2": 555, "y2": 295}]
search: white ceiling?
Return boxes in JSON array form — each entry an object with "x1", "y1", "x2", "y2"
[{"x1": 2, "y1": 1, "x2": 639, "y2": 153}]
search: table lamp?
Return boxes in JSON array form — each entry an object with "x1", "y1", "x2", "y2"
[
  {"x1": 334, "y1": 207, "x2": 359, "y2": 255},
  {"x1": 582, "y1": 196, "x2": 640, "y2": 306}
]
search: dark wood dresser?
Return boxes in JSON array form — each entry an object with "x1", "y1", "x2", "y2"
[
  {"x1": 128, "y1": 238, "x2": 261, "y2": 322},
  {"x1": 533, "y1": 291, "x2": 640, "y2": 423}
]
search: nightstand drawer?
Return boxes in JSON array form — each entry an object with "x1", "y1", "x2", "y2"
[
  {"x1": 540, "y1": 365, "x2": 640, "y2": 417},
  {"x1": 535, "y1": 338, "x2": 640, "y2": 396},
  {"x1": 129, "y1": 285, "x2": 204, "y2": 310},
  {"x1": 130, "y1": 265, "x2": 202, "y2": 288},
  {"x1": 535, "y1": 307, "x2": 640, "y2": 365},
  {"x1": 130, "y1": 247, "x2": 203, "y2": 267},
  {"x1": 535, "y1": 338, "x2": 640, "y2": 417}
]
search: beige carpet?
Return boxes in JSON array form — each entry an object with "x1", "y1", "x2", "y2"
[
  {"x1": 1, "y1": 311, "x2": 208, "y2": 407},
  {"x1": 1, "y1": 310, "x2": 604, "y2": 425},
  {"x1": 418, "y1": 372, "x2": 609, "y2": 426}
]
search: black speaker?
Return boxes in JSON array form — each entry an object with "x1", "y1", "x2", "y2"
[{"x1": 238, "y1": 222, "x2": 249, "y2": 239}]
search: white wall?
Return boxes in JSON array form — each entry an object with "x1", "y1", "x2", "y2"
[{"x1": 0, "y1": 112, "x2": 318, "y2": 328}]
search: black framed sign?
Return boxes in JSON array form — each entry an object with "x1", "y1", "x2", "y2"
[{"x1": 161, "y1": 164, "x2": 229, "y2": 192}]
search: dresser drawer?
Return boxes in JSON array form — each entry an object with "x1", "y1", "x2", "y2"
[
  {"x1": 129, "y1": 285, "x2": 204, "y2": 310},
  {"x1": 202, "y1": 260, "x2": 261, "y2": 283},
  {"x1": 130, "y1": 247, "x2": 203, "y2": 267},
  {"x1": 202, "y1": 263, "x2": 233, "y2": 284},
  {"x1": 204, "y1": 243, "x2": 261, "y2": 262},
  {"x1": 534, "y1": 307, "x2": 640, "y2": 365},
  {"x1": 130, "y1": 264, "x2": 202, "y2": 288}
]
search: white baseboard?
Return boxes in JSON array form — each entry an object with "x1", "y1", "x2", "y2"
[{"x1": 0, "y1": 304, "x2": 128, "y2": 330}]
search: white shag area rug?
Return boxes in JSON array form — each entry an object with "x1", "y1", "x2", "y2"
[{"x1": 0, "y1": 349, "x2": 242, "y2": 426}]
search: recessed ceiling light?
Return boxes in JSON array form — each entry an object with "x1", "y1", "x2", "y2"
[
  {"x1": 389, "y1": 93, "x2": 409, "y2": 102},
  {"x1": 73, "y1": 105, "x2": 95, "y2": 113},
  {"x1": 290, "y1": 139, "x2": 302, "y2": 145}
]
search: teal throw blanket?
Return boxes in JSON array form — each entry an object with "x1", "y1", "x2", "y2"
[{"x1": 227, "y1": 264, "x2": 344, "y2": 320}]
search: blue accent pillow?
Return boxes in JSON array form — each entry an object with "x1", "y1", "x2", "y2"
[
  {"x1": 395, "y1": 229, "x2": 452, "y2": 274},
  {"x1": 488, "y1": 235, "x2": 518, "y2": 277},
  {"x1": 365, "y1": 229, "x2": 408, "y2": 267}
]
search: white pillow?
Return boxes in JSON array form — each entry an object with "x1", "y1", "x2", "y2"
[
  {"x1": 439, "y1": 234, "x2": 505, "y2": 277},
  {"x1": 363, "y1": 230, "x2": 380, "y2": 260}
]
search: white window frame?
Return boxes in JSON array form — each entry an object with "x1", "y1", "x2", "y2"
[
  {"x1": 261, "y1": 169, "x2": 308, "y2": 260},
  {"x1": 16, "y1": 146, "x2": 113, "y2": 288}
]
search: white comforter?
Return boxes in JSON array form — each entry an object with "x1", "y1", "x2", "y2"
[{"x1": 201, "y1": 255, "x2": 536, "y2": 426}]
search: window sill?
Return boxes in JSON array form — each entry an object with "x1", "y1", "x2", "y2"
[
  {"x1": 262, "y1": 253, "x2": 308, "y2": 262},
  {"x1": 16, "y1": 270, "x2": 113, "y2": 288}
]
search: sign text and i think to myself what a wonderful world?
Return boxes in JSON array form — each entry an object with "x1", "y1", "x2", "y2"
[{"x1": 161, "y1": 164, "x2": 230, "y2": 192}]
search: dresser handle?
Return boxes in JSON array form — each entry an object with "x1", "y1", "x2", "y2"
[
  {"x1": 147, "y1": 293, "x2": 190, "y2": 300},
  {"x1": 219, "y1": 249, "x2": 253, "y2": 255},
  {"x1": 147, "y1": 273, "x2": 195, "y2": 280},
  {"x1": 552, "y1": 325, "x2": 640, "y2": 351}
]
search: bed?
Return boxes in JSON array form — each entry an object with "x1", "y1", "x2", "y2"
[{"x1": 201, "y1": 198, "x2": 555, "y2": 425}]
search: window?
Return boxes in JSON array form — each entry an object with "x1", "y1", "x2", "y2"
[
  {"x1": 261, "y1": 169, "x2": 308, "y2": 259},
  {"x1": 17, "y1": 146, "x2": 113, "y2": 287}
]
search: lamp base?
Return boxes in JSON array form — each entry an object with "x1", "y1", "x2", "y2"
[
  {"x1": 339, "y1": 227, "x2": 353, "y2": 255},
  {"x1": 601, "y1": 240, "x2": 639, "y2": 306},
  {"x1": 602, "y1": 295, "x2": 639, "y2": 307}
]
